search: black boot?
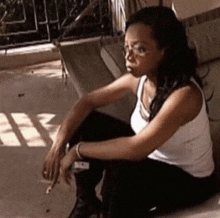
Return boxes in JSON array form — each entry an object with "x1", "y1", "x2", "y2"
[
  {"x1": 67, "y1": 160, "x2": 104, "y2": 218},
  {"x1": 68, "y1": 195, "x2": 101, "y2": 218}
]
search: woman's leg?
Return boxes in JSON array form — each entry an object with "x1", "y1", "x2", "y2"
[
  {"x1": 67, "y1": 110, "x2": 135, "y2": 218},
  {"x1": 102, "y1": 158, "x2": 217, "y2": 218}
]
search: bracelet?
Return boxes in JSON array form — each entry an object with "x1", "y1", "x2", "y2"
[{"x1": 75, "y1": 142, "x2": 83, "y2": 160}]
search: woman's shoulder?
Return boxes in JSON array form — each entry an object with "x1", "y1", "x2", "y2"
[
  {"x1": 162, "y1": 83, "x2": 203, "y2": 125},
  {"x1": 116, "y1": 73, "x2": 141, "y2": 93},
  {"x1": 174, "y1": 82, "x2": 203, "y2": 107}
]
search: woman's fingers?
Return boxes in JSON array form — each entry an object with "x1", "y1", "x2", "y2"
[
  {"x1": 42, "y1": 149, "x2": 65, "y2": 181},
  {"x1": 50, "y1": 170, "x2": 60, "y2": 189},
  {"x1": 60, "y1": 158, "x2": 73, "y2": 186},
  {"x1": 42, "y1": 151, "x2": 54, "y2": 179},
  {"x1": 42, "y1": 165, "x2": 47, "y2": 179},
  {"x1": 49, "y1": 159, "x2": 57, "y2": 180},
  {"x1": 42, "y1": 161, "x2": 51, "y2": 180},
  {"x1": 43, "y1": 148, "x2": 75, "y2": 188},
  {"x1": 43, "y1": 161, "x2": 62, "y2": 192},
  {"x1": 60, "y1": 167, "x2": 70, "y2": 186}
]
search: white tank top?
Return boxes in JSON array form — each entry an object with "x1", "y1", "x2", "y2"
[{"x1": 130, "y1": 75, "x2": 215, "y2": 177}]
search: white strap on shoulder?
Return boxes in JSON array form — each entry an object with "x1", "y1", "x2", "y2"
[{"x1": 137, "y1": 75, "x2": 147, "y2": 99}]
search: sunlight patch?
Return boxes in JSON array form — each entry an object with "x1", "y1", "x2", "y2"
[
  {"x1": 0, "y1": 113, "x2": 60, "y2": 147},
  {"x1": 11, "y1": 113, "x2": 47, "y2": 147},
  {"x1": 0, "y1": 113, "x2": 20, "y2": 146}
]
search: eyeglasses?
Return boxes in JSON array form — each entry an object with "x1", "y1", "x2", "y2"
[{"x1": 122, "y1": 44, "x2": 150, "y2": 57}]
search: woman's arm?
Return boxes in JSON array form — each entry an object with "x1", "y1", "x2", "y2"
[
  {"x1": 51, "y1": 73, "x2": 138, "y2": 152},
  {"x1": 42, "y1": 73, "x2": 139, "y2": 184},
  {"x1": 60, "y1": 84, "x2": 203, "y2": 184}
]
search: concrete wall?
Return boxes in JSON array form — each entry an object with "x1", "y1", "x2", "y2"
[
  {"x1": 0, "y1": 44, "x2": 60, "y2": 70},
  {"x1": 172, "y1": 0, "x2": 220, "y2": 18},
  {"x1": 130, "y1": 0, "x2": 220, "y2": 19}
]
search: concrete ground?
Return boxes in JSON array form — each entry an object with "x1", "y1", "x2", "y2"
[
  {"x1": 1, "y1": 58, "x2": 220, "y2": 218},
  {"x1": 0, "y1": 60, "x2": 79, "y2": 218}
]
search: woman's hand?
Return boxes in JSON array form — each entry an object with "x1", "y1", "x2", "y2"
[
  {"x1": 59, "y1": 147, "x2": 78, "y2": 186},
  {"x1": 42, "y1": 145, "x2": 66, "y2": 188}
]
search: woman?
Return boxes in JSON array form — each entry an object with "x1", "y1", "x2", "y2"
[{"x1": 42, "y1": 6, "x2": 217, "y2": 218}]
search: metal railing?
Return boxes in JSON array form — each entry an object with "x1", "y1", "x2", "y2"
[
  {"x1": 0, "y1": 0, "x2": 112, "y2": 50},
  {"x1": 0, "y1": 0, "x2": 167, "y2": 50}
]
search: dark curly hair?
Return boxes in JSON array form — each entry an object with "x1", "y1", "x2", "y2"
[{"x1": 126, "y1": 6, "x2": 202, "y2": 121}]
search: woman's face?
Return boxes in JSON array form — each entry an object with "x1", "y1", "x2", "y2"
[{"x1": 124, "y1": 23, "x2": 164, "y2": 78}]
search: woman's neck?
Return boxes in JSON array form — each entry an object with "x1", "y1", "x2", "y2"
[
  {"x1": 144, "y1": 76, "x2": 157, "y2": 100},
  {"x1": 146, "y1": 74, "x2": 158, "y2": 89}
]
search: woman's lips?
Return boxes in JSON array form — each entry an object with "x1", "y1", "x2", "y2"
[{"x1": 126, "y1": 66, "x2": 134, "y2": 72}]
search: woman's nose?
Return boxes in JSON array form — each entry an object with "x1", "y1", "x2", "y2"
[{"x1": 125, "y1": 49, "x2": 134, "y2": 61}]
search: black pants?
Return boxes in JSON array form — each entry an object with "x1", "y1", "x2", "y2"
[{"x1": 69, "y1": 110, "x2": 217, "y2": 218}]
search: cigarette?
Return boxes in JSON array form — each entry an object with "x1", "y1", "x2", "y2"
[
  {"x1": 39, "y1": 179, "x2": 51, "y2": 184},
  {"x1": 46, "y1": 186, "x2": 52, "y2": 194}
]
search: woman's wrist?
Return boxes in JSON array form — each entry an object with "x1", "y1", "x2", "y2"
[
  {"x1": 51, "y1": 143, "x2": 65, "y2": 154},
  {"x1": 51, "y1": 138, "x2": 69, "y2": 153}
]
